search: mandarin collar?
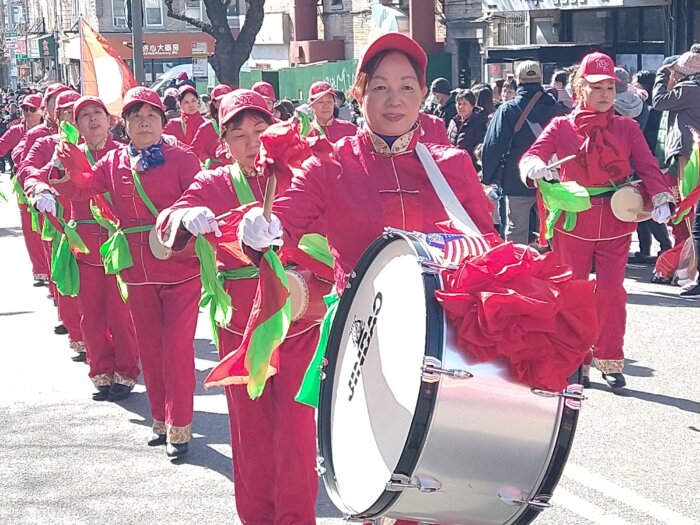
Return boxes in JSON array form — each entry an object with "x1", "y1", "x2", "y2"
[{"x1": 365, "y1": 126, "x2": 418, "y2": 155}]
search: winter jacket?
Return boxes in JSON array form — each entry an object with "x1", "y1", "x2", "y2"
[
  {"x1": 614, "y1": 91, "x2": 649, "y2": 131},
  {"x1": 482, "y1": 83, "x2": 566, "y2": 196},
  {"x1": 652, "y1": 68, "x2": 700, "y2": 163},
  {"x1": 437, "y1": 94, "x2": 457, "y2": 128},
  {"x1": 273, "y1": 127, "x2": 495, "y2": 291},
  {"x1": 523, "y1": 113, "x2": 672, "y2": 241},
  {"x1": 447, "y1": 107, "x2": 488, "y2": 169}
]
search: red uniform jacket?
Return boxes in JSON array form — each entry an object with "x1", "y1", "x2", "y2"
[
  {"x1": 316, "y1": 118, "x2": 357, "y2": 143},
  {"x1": 157, "y1": 165, "x2": 316, "y2": 338},
  {"x1": 274, "y1": 128, "x2": 496, "y2": 291},
  {"x1": 54, "y1": 144, "x2": 202, "y2": 285},
  {"x1": 17, "y1": 122, "x2": 57, "y2": 183},
  {"x1": 524, "y1": 114, "x2": 673, "y2": 240},
  {"x1": 418, "y1": 113, "x2": 450, "y2": 145},
  {"x1": 0, "y1": 122, "x2": 26, "y2": 157},
  {"x1": 163, "y1": 112, "x2": 205, "y2": 146},
  {"x1": 191, "y1": 119, "x2": 229, "y2": 165}
]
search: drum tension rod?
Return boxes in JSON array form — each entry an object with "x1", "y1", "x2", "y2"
[
  {"x1": 498, "y1": 488, "x2": 552, "y2": 510},
  {"x1": 422, "y1": 356, "x2": 473, "y2": 383},
  {"x1": 531, "y1": 388, "x2": 587, "y2": 402},
  {"x1": 386, "y1": 473, "x2": 442, "y2": 493}
]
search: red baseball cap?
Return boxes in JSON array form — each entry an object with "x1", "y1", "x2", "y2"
[
  {"x1": 177, "y1": 84, "x2": 198, "y2": 98},
  {"x1": 122, "y1": 87, "x2": 166, "y2": 116},
  {"x1": 252, "y1": 81, "x2": 276, "y2": 102},
  {"x1": 579, "y1": 52, "x2": 620, "y2": 84},
  {"x1": 308, "y1": 81, "x2": 334, "y2": 104},
  {"x1": 20, "y1": 94, "x2": 43, "y2": 110},
  {"x1": 356, "y1": 32, "x2": 427, "y2": 85},
  {"x1": 55, "y1": 90, "x2": 81, "y2": 110},
  {"x1": 218, "y1": 89, "x2": 272, "y2": 130},
  {"x1": 211, "y1": 84, "x2": 233, "y2": 101},
  {"x1": 43, "y1": 83, "x2": 70, "y2": 107},
  {"x1": 177, "y1": 71, "x2": 189, "y2": 81},
  {"x1": 74, "y1": 96, "x2": 110, "y2": 120}
]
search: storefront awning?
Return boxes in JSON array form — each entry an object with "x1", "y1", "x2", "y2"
[{"x1": 485, "y1": 43, "x2": 599, "y2": 63}]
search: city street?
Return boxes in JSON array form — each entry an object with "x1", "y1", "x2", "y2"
[{"x1": 0, "y1": 173, "x2": 698, "y2": 525}]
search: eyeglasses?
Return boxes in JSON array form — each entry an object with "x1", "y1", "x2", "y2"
[{"x1": 21, "y1": 106, "x2": 38, "y2": 113}]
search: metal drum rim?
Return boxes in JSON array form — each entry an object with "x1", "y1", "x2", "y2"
[{"x1": 317, "y1": 230, "x2": 444, "y2": 520}]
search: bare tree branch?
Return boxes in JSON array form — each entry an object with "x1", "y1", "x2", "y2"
[{"x1": 164, "y1": 0, "x2": 215, "y2": 37}]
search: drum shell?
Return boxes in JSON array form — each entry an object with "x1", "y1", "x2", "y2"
[{"x1": 287, "y1": 268, "x2": 332, "y2": 323}]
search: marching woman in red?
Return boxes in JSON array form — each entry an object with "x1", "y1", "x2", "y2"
[
  {"x1": 156, "y1": 89, "x2": 321, "y2": 524},
  {"x1": 190, "y1": 84, "x2": 233, "y2": 167},
  {"x1": 163, "y1": 84, "x2": 205, "y2": 146},
  {"x1": 307, "y1": 81, "x2": 358, "y2": 142},
  {"x1": 23, "y1": 90, "x2": 87, "y2": 361},
  {"x1": 70, "y1": 96, "x2": 140, "y2": 400},
  {"x1": 519, "y1": 52, "x2": 674, "y2": 389},
  {"x1": 0, "y1": 94, "x2": 49, "y2": 285},
  {"x1": 40, "y1": 87, "x2": 202, "y2": 458},
  {"x1": 238, "y1": 33, "x2": 495, "y2": 525}
]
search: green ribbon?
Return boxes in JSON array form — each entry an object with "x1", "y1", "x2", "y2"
[
  {"x1": 0, "y1": 191, "x2": 7, "y2": 203},
  {"x1": 295, "y1": 110, "x2": 314, "y2": 137},
  {"x1": 295, "y1": 291, "x2": 340, "y2": 408},
  {"x1": 59, "y1": 121, "x2": 80, "y2": 145},
  {"x1": 13, "y1": 178, "x2": 40, "y2": 232},
  {"x1": 229, "y1": 165, "x2": 256, "y2": 204},
  {"x1": 51, "y1": 234, "x2": 80, "y2": 296},
  {"x1": 298, "y1": 233, "x2": 334, "y2": 269},
  {"x1": 537, "y1": 181, "x2": 615, "y2": 240},
  {"x1": 100, "y1": 225, "x2": 153, "y2": 275},
  {"x1": 196, "y1": 236, "x2": 233, "y2": 348}
]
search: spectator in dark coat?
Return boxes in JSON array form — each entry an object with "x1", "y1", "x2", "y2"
[
  {"x1": 447, "y1": 89, "x2": 487, "y2": 170},
  {"x1": 482, "y1": 61, "x2": 567, "y2": 245},
  {"x1": 430, "y1": 77, "x2": 457, "y2": 128}
]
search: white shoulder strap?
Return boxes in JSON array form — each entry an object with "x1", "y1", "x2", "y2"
[{"x1": 414, "y1": 142, "x2": 481, "y2": 237}]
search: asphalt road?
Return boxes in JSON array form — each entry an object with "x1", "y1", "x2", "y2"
[{"x1": 0, "y1": 174, "x2": 698, "y2": 525}]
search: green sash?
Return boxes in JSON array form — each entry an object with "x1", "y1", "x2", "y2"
[{"x1": 537, "y1": 180, "x2": 616, "y2": 240}]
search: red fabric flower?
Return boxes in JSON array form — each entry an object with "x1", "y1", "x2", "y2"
[
  {"x1": 435, "y1": 242, "x2": 598, "y2": 391},
  {"x1": 257, "y1": 119, "x2": 335, "y2": 185},
  {"x1": 57, "y1": 141, "x2": 93, "y2": 187}
]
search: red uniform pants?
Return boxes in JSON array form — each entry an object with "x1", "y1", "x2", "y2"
[
  {"x1": 77, "y1": 262, "x2": 139, "y2": 387},
  {"x1": 57, "y1": 294, "x2": 84, "y2": 345},
  {"x1": 127, "y1": 278, "x2": 200, "y2": 441},
  {"x1": 18, "y1": 204, "x2": 49, "y2": 279},
  {"x1": 554, "y1": 232, "x2": 631, "y2": 370},
  {"x1": 219, "y1": 327, "x2": 319, "y2": 525}
]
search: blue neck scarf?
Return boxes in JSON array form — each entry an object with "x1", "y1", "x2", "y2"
[{"x1": 128, "y1": 139, "x2": 165, "y2": 171}]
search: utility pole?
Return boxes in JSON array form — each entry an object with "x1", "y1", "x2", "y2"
[{"x1": 131, "y1": 0, "x2": 145, "y2": 84}]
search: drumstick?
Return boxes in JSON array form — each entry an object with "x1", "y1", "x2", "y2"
[
  {"x1": 547, "y1": 154, "x2": 577, "y2": 171},
  {"x1": 263, "y1": 174, "x2": 277, "y2": 221},
  {"x1": 214, "y1": 211, "x2": 233, "y2": 221}
]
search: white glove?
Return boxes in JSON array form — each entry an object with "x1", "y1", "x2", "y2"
[
  {"x1": 520, "y1": 155, "x2": 558, "y2": 182},
  {"x1": 651, "y1": 203, "x2": 672, "y2": 224},
  {"x1": 181, "y1": 207, "x2": 222, "y2": 237},
  {"x1": 51, "y1": 146, "x2": 64, "y2": 170},
  {"x1": 237, "y1": 207, "x2": 284, "y2": 250},
  {"x1": 35, "y1": 192, "x2": 57, "y2": 216}
]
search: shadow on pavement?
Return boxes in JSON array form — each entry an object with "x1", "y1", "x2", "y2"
[
  {"x1": 0, "y1": 310, "x2": 34, "y2": 316},
  {"x1": 626, "y1": 291, "x2": 699, "y2": 307},
  {"x1": 0, "y1": 226, "x2": 22, "y2": 237},
  {"x1": 623, "y1": 358, "x2": 655, "y2": 378},
  {"x1": 588, "y1": 383, "x2": 700, "y2": 414}
]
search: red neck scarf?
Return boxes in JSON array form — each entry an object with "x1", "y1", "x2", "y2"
[{"x1": 570, "y1": 107, "x2": 631, "y2": 185}]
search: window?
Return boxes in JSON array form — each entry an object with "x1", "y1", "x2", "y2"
[
  {"x1": 227, "y1": 0, "x2": 239, "y2": 18},
  {"x1": 617, "y1": 9, "x2": 639, "y2": 43},
  {"x1": 112, "y1": 0, "x2": 127, "y2": 28},
  {"x1": 185, "y1": 0, "x2": 203, "y2": 20},
  {"x1": 571, "y1": 9, "x2": 613, "y2": 44},
  {"x1": 145, "y1": 0, "x2": 163, "y2": 27},
  {"x1": 642, "y1": 7, "x2": 665, "y2": 42}
]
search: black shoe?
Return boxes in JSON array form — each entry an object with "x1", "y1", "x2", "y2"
[
  {"x1": 54, "y1": 324, "x2": 68, "y2": 335},
  {"x1": 680, "y1": 283, "x2": 700, "y2": 299},
  {"x1": 582, "y1": 376, "x2": 591, "y2": 389},
  {"x1": 147, "y1": 433, "x2": 167, "y2": 447},
  {"x1": 92, "y1": 385, "x2": 111, "y2": 401},
  {"x1": 108, "y1": 383, "x2": 132, "y2": 401},
  {"x1": 33, "y1": 280, "x2": 48, "y2": 287},
  {"x1": 628, "y1": 252, "x2": 653, "y2": 264},
  {"x1": 166, "y1": 442, "x2": 189, "y2": 459},
  {"x1": 602, "y1": 373, "x2": 627, "y2": 389},
  {"x1": 70, "y1": 352, "x2": 87, "y2": 362}
]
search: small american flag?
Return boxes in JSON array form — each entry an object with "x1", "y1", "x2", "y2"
[{"x1": 420, "y1": 233, "x2": 491, "y2": 266}]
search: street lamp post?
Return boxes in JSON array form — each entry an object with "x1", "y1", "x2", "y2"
[{"x1": 132, "y1": 0, "x2": 145, "y2": 84}]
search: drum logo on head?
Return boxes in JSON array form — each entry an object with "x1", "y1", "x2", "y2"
[{"x1": 348, "y1": 292, "x2": 383, "y2": 401}]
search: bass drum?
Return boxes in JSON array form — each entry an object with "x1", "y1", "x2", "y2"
[{"x1": 317, "y1": 230, "x2": 582, "y2": 524}]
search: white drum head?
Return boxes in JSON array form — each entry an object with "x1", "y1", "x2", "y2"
[{"x1": 328, "y1": 236, "x2": 429, "y2": 514}]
